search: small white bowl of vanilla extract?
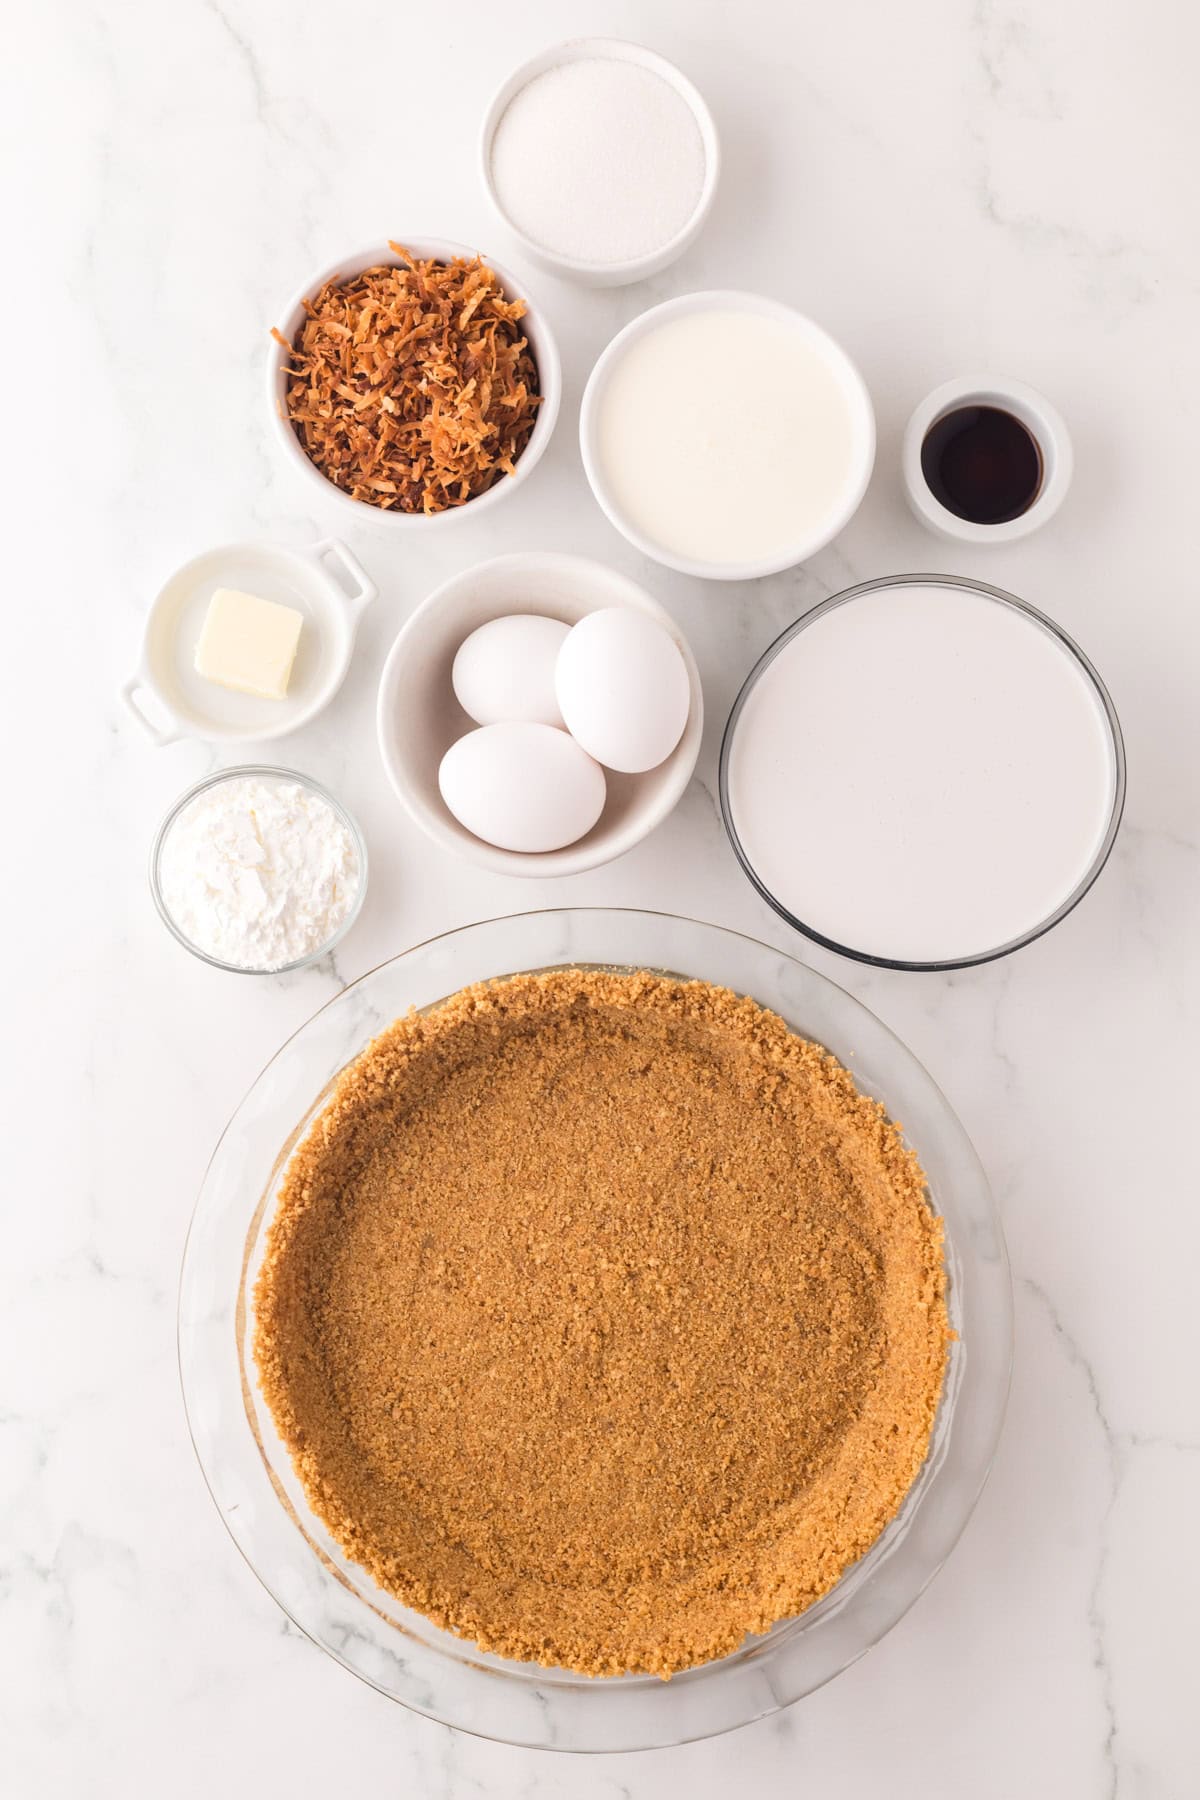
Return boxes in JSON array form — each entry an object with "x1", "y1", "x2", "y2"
[{"x1": 902, "y1": 374, "x2": 1073, "y2": 543}]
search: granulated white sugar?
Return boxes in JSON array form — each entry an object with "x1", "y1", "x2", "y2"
[{"x1": 489, "y1": 57, "x2": 706, "y2": 267}]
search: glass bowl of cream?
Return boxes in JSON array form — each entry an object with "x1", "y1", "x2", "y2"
[
  {"x1": 580, "y1": 290, "x2": 876, "y2": 579},
  {"x1": 720, "y1": 575, "x2": 1126, "y2": 970},
  {"x1": 149, "y1": 766, "x2": 367, "y2": 975}
]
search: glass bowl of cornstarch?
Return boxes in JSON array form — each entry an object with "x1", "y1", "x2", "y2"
[{"x1": 150, "y1": 766, "x2": 367, "y2": 975}]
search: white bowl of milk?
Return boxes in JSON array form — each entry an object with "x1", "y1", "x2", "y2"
[
  {"x1": 580, "y1": 290, "x2": 876, "y2": 580},
  {"x1": 720, "y1": 575, "x2": 1126, "y2": 970}
]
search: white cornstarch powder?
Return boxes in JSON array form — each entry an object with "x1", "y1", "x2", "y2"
[
  {"x1": 489, "y1": 58, "x2": 706, "y2": 266},
  {"x1": 158, "y1": 775, "x2": 360, "y2": 970}
]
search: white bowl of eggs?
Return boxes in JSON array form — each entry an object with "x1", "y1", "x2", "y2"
[{"x1": 376, "y1": 552, "x2": 703, "y2": 876}]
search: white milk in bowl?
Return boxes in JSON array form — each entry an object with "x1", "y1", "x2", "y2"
[
  {"x1": 584, "y1": 295, "x2": 874, "y2": 578},
  {"x1": 721, "y1": 577, "x2": 1122, "y2": 968}
]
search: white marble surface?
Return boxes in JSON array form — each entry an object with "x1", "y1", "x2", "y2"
[{"x1": 4, "y1": 0, "x2": 1199, "y2": 1793}]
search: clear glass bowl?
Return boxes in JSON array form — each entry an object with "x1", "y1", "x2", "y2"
[
  {"x1": 719, "y1": 574, "x2": 1127, "y2": 972},
  {"x1": 149, "y1": 765, "x2": 367, "y2": 974},
  {"x1": 178, "y1": 908, "x2": 1012, "y2": 1750}
]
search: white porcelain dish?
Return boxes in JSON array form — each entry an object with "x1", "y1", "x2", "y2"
[
  {"x1": 121, "y1": 538, "x2": 376, "y2": 747},
  {"x1": 266, "y1": 239, "x2": 561, "y2": 531},
  {"x1": 376, "y1": 551, "x2": 703, "y2": 877},
  {"x1": 902, "y1": 374, "x2": 1073, "y2": 543},
  {"x1": 479, "y1": 37, "x2": 720, "y2": 288},
  {"x1": 580, "y1": 290, "x2": 876, "y2": 580}
]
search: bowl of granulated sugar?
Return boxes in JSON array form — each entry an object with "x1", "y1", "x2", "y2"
[{"x1": 481, "y1": 37, "x2": 720, "y2": 287}]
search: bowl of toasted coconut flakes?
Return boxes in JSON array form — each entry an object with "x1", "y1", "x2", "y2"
[{"x1": 268, "y1": 238, "x2": 560, "y2": 526}]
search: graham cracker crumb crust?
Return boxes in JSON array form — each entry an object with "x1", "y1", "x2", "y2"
[{"x1": 253, "y1": 970, "x2": 950, "y2": 1678}]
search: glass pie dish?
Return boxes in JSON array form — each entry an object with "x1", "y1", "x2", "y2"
[{"x1": 178, "y1": 908, "x2": 1012, "y2": 1751}]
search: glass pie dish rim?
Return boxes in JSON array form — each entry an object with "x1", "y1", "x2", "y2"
[{"x1": 177, "y1": 906, "x2": 1013, "y2": 1751}]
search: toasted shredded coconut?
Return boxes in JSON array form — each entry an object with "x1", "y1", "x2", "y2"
[{"x1": 272, "y1": 244, "x2": 542, "y2": 514}]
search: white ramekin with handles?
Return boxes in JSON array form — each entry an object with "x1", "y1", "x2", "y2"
[{"x1": 122, "y1": 537, "x2": 376, "y2": 747}]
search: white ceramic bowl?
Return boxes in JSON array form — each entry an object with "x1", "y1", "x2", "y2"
[
  {"x1": 121, "y1": 538, "x2": 376, "y2": 747},
  {"x1": 479, "y1": 37, "x2": 720, "y2": 288},
  {"x1": 902, "y1": 374, "x2": 1073, "y2": 544},
  {"x1": 267, "y1": 239, "x2": 561, "y2": 530},
  {"x1": 580, "y1": 291, "x2": 876, "y2": 581},
  {"x1": 376, "y1": 552, "x2": 703, "y2": 877}
]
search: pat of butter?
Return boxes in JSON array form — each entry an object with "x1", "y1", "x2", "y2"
[{"x1": 194, "y1": 588, "x2": 304, "y2": 700}]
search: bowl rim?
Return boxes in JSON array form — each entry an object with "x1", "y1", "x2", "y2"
[
  {"x1": 265, "y1": 238, "x2": 562, "y2": 528},
  {"x1": 177, "y1": 906, "x2": 1013, "y2": 1751},
  {"x1": 579, "y1": 289, "x2": 876, "y2": 580},
  {"x1": 718, "y1": 573, "x2": 1127, "y2": 970},
  {"x1": 149, "y1": 763, "x2": 368, "y2": 974},
  {"x1": 375, "y1": 549, "x2": 704, "y2": 877},
  {"x1": 478, "y1": 35, "x2": 721, "y2": 283},
  {"x1": 901, "y1": 374, "x2": 1074, "y2": 544}
]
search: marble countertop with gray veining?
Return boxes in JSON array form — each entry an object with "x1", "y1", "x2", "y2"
[{"x1": 5, "y1": 0, "x2": 1198, "y2": 1793}]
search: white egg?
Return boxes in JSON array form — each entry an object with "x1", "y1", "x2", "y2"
[
  {"x1": 555, "y1": 607, "x2": 691, "y2": 774},
  {"x1": 438, "y1": 722, "x2": 607, "y2": 853},
  {"x1": 451, "y1": 614, "x2": 570, "y2": 727}
]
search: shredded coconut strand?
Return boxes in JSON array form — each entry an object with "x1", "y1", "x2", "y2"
[{"x1": 159, "y1": 777, "x2": 359, "y2": 970}]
